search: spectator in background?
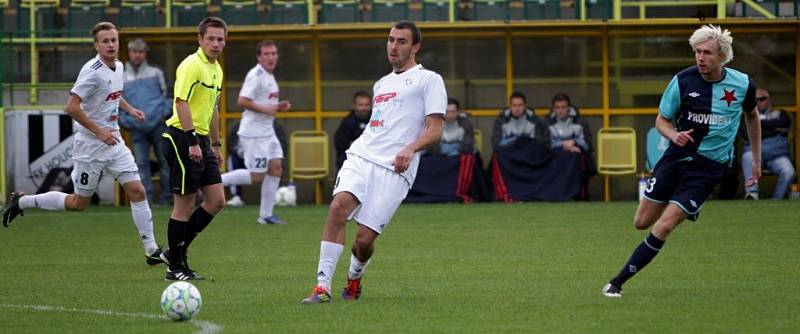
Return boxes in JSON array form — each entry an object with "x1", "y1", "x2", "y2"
[
  {"x1": 334, "y1": 91, "x2": 372, "y2": 170},
  {"x1": 741, "y1": 88, "x2": 796, "y2": 200},
  {"x1": 491, "y1": 91, "x2": 549, "y2": 150},
  {"x1": 548, "y1": 93, "x2": 591, "y2": 155},
  {"x1": 405, "y1": 97, "x2": 489, "y2": 203},
  {"x1": 427, "y1": 97, "x2": 475, "y2": 157},
  {"x1": 120, "y1": 38, "x2": 172, "y2": 205},
  {"x1": 547, "y1": 93, "x2": 596, "y2": 200}
]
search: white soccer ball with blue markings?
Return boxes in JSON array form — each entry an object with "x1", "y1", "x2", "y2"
[
  {"x1": 275, "y1": 186, "x2": 297, "y2": 207},
  {"x1": 160, "y1": 281, "x2": 202, "y2": 321}
]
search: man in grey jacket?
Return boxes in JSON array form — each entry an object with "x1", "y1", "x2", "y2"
[{"x1": 121, "y1": 38, "x2": 172, "y2": 205}]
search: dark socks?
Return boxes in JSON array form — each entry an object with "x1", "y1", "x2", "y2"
[
  {"x1": 167, "y1": 218, "x2": 190, "y2": 270},
  {"x1": 610, "y1": 233, "x2": 665, "y2": 287},
  {"x1": 185, "y1": 206, "x2": 215, "y2": 249}
]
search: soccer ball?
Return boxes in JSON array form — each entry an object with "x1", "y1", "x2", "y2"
[
  {"x1": 275, "y1": 186, "x2": 297, "y2": 206},
  {"x1": 160, "y1": 282, "x2": 202, "y2": 321}
]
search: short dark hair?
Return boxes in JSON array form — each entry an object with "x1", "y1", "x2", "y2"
[
  {"x1": 256, "y1": 40, "x2": 276, "y2": 55},
  {"x1": 353, "y1": 91, "x2": 371, "y2": 101},
  {"x1": 198, "y1": 17, "x2": 228, "y2": 37},
  {"x1": 393, "y1": 20, "x2": 421, "y2": 45},
  {"x1": 510, "y1": 91, "x2": 526, "y2": 103},
  {"x1": 447, "y1": 97, "x2": 460, "y2": 109},
  {"x1": 91, "y1": 22, "x2": 117, "y2": 41},
  {"x1": 552, "y1": 93, "x2": 571, "y2": 106}
]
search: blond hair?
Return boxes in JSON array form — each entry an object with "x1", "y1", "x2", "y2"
[{"x1": 689, "y1": 24, "x2": 733, "y2": 65}]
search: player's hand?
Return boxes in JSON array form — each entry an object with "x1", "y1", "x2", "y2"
[
  {"x1": 277, "y1": 100, "x2": 291, "y2": 112},
  {"x1": 746, "y1": 160, "x2": 762, "y2": 188},
  {"x1": 392, "y1": 147, "x2": 414, "y2": 173},
  {"x1": 95, "y1": 128, "x2": 120, "y2": 146},
  {"x1": 671, "y1": 129, "x2": 695, "y2": 147},
  {"x1": 129, "y1": 107, "x2": 146, "y2": 122},
  {"x1": 189, "y1": 144, "x2": 202, "y2": 162}
]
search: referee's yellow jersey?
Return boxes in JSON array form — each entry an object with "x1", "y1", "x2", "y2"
[{"x1": 166, "y1": 47, "x2": 224, "y2": 135}]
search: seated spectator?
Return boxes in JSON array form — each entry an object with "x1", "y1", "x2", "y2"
[
  {"x1": 489, "y1": 92, "x2": 586, "y2": 202},
  {"x1": 548, "y1": 93, "x2": 591, "y2": 154},
  {"x1": 334, "y1": 91, "x2": 372, "y2": 170},
  {"x1": 491, "y1": 91, "x2": 550, "y2": 150},
  {"x1": 406, "y1": 98, "x2": 490, "y2": 203},
  {"x1": 741, "y1": 88, "x2": 796, "y2": 200},
  {"x1": 427, "y1": 97, "x2": 475, "y2": 157},
  {"x1": 547, "y1": 93, "x2": 596, "y2": 200}
]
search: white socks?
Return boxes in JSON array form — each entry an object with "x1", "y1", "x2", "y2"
[
  {"x1": 221, "y1": 169, "x2": 252, "y2": 186},
  {"x1": 130, "y1": 200, "x2": 158, "y2": 254},
  {"x1": 19, "y1": 192, "x2": 67, "y2": 210},
  {"x1": 348, "y1": 253, "x2": 371, "y2": 280},
  {"x1": 259, "y1": 175, "x2": 279, "y2": 218},
  {"x1": 316, "y1": 241, "x2": 344, "y2": 292}
]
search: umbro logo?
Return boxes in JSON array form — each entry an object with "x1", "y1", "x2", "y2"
[
  {"x1": 690, "y1": 200, "x2": 697, "y2": 208},
  {"x1": 354, "y1": 268, "x2": 363, "y2": 273},
  {"x1": 688, "y1": 92, "x2": 700, "y2": 98},
  {"x1": 317, "y1": 271, "x2": 326, "y2": 278},
  {"x1": 628, "y1": 265, "x2": 638, "y2": 273}
]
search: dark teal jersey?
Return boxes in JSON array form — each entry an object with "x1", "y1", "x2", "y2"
[{"x1": 659, "y1": 66, "x2": 757, "y2": 165}]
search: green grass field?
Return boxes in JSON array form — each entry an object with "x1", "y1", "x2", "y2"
[{"x1": 1, "y1": 201, "x2": 798, "y2": 333}]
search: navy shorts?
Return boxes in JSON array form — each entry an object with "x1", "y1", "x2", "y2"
[{"x1": 642, "y1": 148, "x2": 725, "y2": 221}]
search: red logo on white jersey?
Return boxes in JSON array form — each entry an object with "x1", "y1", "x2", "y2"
[
  {"x1": 374, "y1": 92, "x2": 397, "y2": 104},
  {"x1": 268, "y1": 92, "x2": 279, "y2": 99},
  {"x1": 105, "y1": 90, "x2": 122, "y2": 101},
  {"x1": 369, "y1": 120, "x2": 384, "y2": 128}
]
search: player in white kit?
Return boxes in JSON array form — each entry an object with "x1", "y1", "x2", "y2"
[
  {"x1": 302, "y1": 21, "x2": 447, "y2": 304},
  {"x1": 220, "y1": 40, "x2": 291, "y2": 225},
  {"x1": 2, "y1": 22, "x2": 166, "y2": 266}
]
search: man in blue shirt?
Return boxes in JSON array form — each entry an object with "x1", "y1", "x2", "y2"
[{"x1": 603, "y1": 25, "x2": 762, "y2": 298}]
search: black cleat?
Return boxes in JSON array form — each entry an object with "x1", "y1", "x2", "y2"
[
  {"x1": 602, "y1": 283, "x2": 622, "y2": 298},
  {"x1": 3, "y1": 192, "x2": 25, "y2": 227},
  {"x1": 145, "y1": 247, "x2": 166, "y2": 266},
  {"x1": 165, "y1": 268, "x2": 206, "y2": 281}
]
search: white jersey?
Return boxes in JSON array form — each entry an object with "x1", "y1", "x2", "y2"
[
  {"x1": 70, "y1": 55, "x2": 124, "y2": 135},
  {"x1": 347, "y1": 64, "x2": 447, "y2": 185},
  {"x1": 237, "y1": 64, "x2": 280, "y2": 138}
]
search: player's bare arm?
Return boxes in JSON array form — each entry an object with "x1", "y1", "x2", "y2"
[
  {"x1": 65, "y1": 93, "x2": 119, "y2": 145},
  {"x1": 210, "y1": 104, "x2": 223, "y2": 166},
  {"x1": 655, "y1": 114, "x2": 694, "y2": 147},
  {"x1": 175, "y1": 98, "x2": 202, "y2": 162},
  {"x1": 119, "y1": 97, "x2": 145, "y2": 122},
  {"x1": 393, "y1": 114, "x2": 444, "y2": 173},
  {"x1": 744, "y1": 106, "x2": 762, "y2": 187},
  {"x1": 236, "y1": 96, "x2": 290, "y2": 115}
]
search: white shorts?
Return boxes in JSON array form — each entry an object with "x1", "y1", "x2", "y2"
[
  {"x1": 71, "y1": 132, "x2": 140, "y2": 197},
  {"x1": 241, "y1": 136, "x2": 283, "y2": 173},
  {"x1": 333, "y1": 154, "x2": 410, "y2": 234}
]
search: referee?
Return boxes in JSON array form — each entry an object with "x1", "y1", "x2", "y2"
[{"x1": 161, "y1": 17, "x2": 228, "y2": 281}]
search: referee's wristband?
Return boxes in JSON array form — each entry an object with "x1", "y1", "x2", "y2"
[
  {"x1": 211, "y1": 141, "x2": 223, "y2": 147},
  {"x1": 185, "y1": 129, "x2": 200, "y2": 146}
]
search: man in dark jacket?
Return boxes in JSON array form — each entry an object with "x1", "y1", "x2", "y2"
[
  {"x1": 334, "y1": 91, "x2": 372, "y2": 170},
  {"x1": 741, "y1": 88, "x2": 796, "y2": 199}
]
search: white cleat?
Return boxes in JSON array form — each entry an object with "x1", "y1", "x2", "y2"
[{"x1": 226, "y1": 195, "x2": 245, "y2": 206}]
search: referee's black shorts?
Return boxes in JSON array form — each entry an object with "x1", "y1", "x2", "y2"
[{"x1": 162, "y1": 126, "x2": 222, "y2": 195}]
